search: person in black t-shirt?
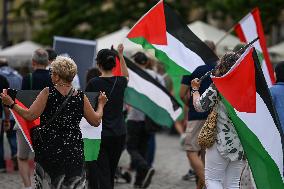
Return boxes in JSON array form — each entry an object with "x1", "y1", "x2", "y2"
[{"x1": 85, "y1": 44, "x2": 129, "y2": 189}]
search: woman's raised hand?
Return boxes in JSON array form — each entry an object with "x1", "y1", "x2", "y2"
[
  {"x1": 117, "y1": 44, "x2": 124, "y2": 56},
  {"x1": 98, "y1": 91, "x2": 108, "y2": 106}
]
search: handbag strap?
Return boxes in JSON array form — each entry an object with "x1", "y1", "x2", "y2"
[
  {"x1": 43, "y1": 87, "x2": 74, "y2": 126},
  {"x1": 108, "y1": 77, "x2": 118, "y2": 98}
]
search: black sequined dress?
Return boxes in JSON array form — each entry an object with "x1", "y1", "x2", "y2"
[{"x1": 33, "y1": 86, "x2": 86, "y2": 189}]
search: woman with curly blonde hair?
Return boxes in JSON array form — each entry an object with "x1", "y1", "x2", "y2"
[{"x1": 1, "y1": 56, "x2": 108, "y2": 189}]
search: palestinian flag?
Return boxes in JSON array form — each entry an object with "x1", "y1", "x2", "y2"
[
  {"x1": 79, "y1": 118, "x2": 102, "y2": 161},
  {"x1": 127, "y1": 0, "x2": 218, "y2": 76},
  {"x1": 124, "y1": 57, "x2": 182, "y2": 127},
  {"x1": 211, "y1": 47, "x2": 284, "y2": 189},
  {"x1": 11, "y1": 99, "x2": 40, "y2": 152},
  {"x1": 234, "y1": 8, "x2": 275, "y2": 87},
  {"x1": 10, "y1": 90, "x2": 41, "y2": 152}
]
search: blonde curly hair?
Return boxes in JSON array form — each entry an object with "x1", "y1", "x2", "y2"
[{"x1": 51, "y1": 56, "x2": 77, "y2": 82}]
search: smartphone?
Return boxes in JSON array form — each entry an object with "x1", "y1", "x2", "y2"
[{"x1": 7, "y1": 88, "x2": 17, "y2": 101}]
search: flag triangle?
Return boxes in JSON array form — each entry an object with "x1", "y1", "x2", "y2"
[
  {"x1": 212, "y1": 48, "x2": 256, "y2": 113},
  {"x1": 127, "y1": 0, "x2": 167, "y2": 45}
]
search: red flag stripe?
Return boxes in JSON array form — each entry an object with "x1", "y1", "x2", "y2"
[
  {"x1": 212, "y1": 48, "x2": 256, "y2": 113},
  {"x1": 234, "y1": 23, "x2": 247, "y2": 43},
  {"x1": 11, "y1": 99, "x2": 40, "y2": 151},
  {"x1": 251, "y1": 8, "x2": 275, "y2": 84},
  {"x1": 234, "y1": 8, "x2": 275, "y2": 85},
  {"x1": 127, "y1": 0, "x2": 167, "y2": 45},
  {"x1": 112, "y1": 56, "x2": 122, "y2": 76}
]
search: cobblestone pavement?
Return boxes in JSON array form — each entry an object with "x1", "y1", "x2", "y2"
[{"x1": 0, "y1": 133, "x2": 196, "y2": 189}]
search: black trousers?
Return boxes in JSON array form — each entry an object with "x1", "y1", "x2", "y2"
[
  {"x1": 126, "y1": 120, "x2": 150, "y2": 173},
  {"x1": 86, "y1": 160, "x2": 98, "y2": 189},
  {"x1": 87, "y1": 135, "x2": 125, "y2": 189}
]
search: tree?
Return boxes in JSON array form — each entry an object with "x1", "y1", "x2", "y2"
[
  {"x1": 33, "y1": 0, "x2": 284, "y2": 45},
  {"x1": 33, "y1": 0, "x2": 194, "y2": 45},
  {"x1": 194, "y1": 0, "x2": 284, "y2": 32}
]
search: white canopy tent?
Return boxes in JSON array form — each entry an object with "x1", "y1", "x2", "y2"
[
  {"x1": 96, "y1": 27, "x2": 143, "y2": 56},
  {"x1": 0, "y1": 41, "x2": 42, "y2": 67},
  {"x1": 269, "y1": 41, "x2": 284, "y2": 56},
  {"x1": 268, "y1": 41, "x2": 284, "y2": 63},
  {"x1": 188, "y1": 21, "x2": 240, "y2": 55}
]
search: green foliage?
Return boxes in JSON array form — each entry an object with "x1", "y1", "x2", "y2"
[
  {"x1": 33, "y1": 0, "x2": 196, "y2": 45},
  {"x1": 10, "y1": 0, "x2": 40, "y2": 25},
  {"x1": 32, "y1": 0, "x2": 283, "y2": 45},
  {"x1": 201, "y1": 0, "x2": 284, "y2": 32}
]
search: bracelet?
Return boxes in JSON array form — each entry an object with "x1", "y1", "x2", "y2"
[
  {"x1": 191, "y1": 89, "x2": 199, "y2": 96},
  {"x1": 5, "y1": 102, "x2": 16, "y2": 109},
  {"x1": 10, "y1": 102, "x2": 16, "y2": 109}
]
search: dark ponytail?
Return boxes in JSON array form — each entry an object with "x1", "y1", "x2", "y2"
[{"x1": 96, "y1": 49, "x2": 116, "y2": 71}]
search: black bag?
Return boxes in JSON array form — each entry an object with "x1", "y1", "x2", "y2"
[{"x1": 144, "y1": 116, "x2": 162, "y2": 133}]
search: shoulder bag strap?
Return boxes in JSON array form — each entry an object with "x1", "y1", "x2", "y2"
[{"x1": 109, "y1": 77, "x2": 118, "y2": 97}]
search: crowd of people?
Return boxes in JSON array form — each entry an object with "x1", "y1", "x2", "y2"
[{"x1": 0, "y1": 40, "x2": 283, "y2": 189}]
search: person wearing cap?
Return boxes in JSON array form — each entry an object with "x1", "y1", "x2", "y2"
[
  {"x1": 126, "y1": 51, "x2": 157, "y2": 188},
  {"x1": 85, "y1": 44, "x2": 129, "y2": 189}
]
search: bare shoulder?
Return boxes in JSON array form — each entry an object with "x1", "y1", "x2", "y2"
[{"x1": 41, "y1": 87, "x2": 50, "y2": 96}]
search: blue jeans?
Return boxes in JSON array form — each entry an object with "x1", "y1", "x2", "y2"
[{"x1": 0, "y1": 120, "x2": 17, "y2": 169}]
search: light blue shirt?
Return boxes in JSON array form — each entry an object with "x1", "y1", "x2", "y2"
[{"x1": 270, "y1": 82, "x2": 284, "y2": 134}]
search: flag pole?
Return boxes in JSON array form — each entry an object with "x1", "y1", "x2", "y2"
[
  {"x1": 199, "y1": 37, "x2": 259, "y2": 81},
  {"x1": 215, "y1": 25, "x2": 236, "y2": 47}
]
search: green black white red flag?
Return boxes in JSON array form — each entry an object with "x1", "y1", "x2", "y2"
[
  {"x1": 124, "y1": 57, "x2": 182, "y2": 127},
  {"x1": 234, "y1": 8, "x2": 275, "y2": 87},
  {"x1": 127, "y1": 0, "x2": 218, "y2": 76},
  {"x1": 212, "y1": 47, "x2": 284, "y2": 189}
]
